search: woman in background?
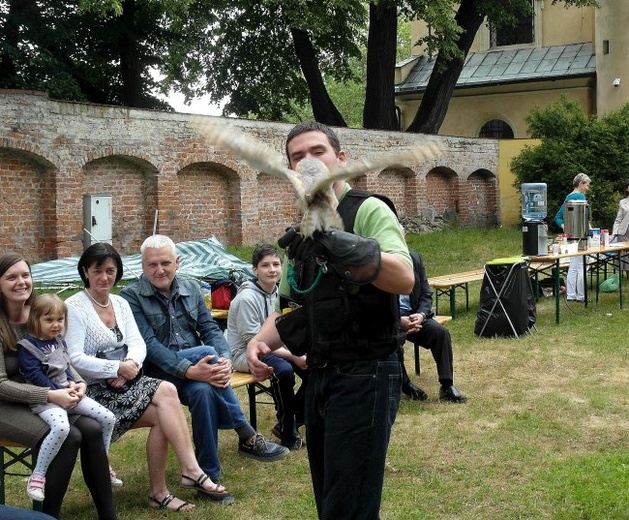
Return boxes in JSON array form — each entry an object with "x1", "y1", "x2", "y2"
[
  {"x1": 612, "y1": 179, "x2": 629, "y2": 272},
  {"x1": 554, "y1": 172, "x2": 591, "y2": 302}
]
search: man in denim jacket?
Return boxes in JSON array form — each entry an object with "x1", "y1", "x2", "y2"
[{"x1": 121, "y1": 235, "x2": 288, "y2": 503}]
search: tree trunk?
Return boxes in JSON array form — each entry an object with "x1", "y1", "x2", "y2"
[
  {"x1": 119, "y1": 0, "x2": 145, "y2": 107},
  {"x1": 363, "y1": 2, "x2": 398, "y2": 130},
  {"x1": 291, "y1": 28, "x2": 347, "y2": 127},
  {"x1": 406, "y1": 0, "x2": 485, "y2": 134}
]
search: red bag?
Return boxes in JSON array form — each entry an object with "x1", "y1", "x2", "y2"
[{"x1": 211, "y1": 280, "x2": 238, "y2": 310}]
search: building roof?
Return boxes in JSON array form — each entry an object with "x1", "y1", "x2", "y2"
[{"x1": 395, "y1": 42, "x2": 595, "y2": 95}]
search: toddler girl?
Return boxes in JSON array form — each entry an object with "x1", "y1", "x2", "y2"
[{"x1": 18, "y1": 293, "x2": 119, "y2": 502}]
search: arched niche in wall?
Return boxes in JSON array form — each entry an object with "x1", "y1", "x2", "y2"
[
  {"x1": 463, "y1": 169, "x2": 499, "y2": 227},
  {"x1": 177, "y1": 162, "x2": 240, "y2": 246},
  {"x1": 0, "y1": 148, "x2": 57, "y2": 260},
  {"x1": 377, "y1": 167, "x2": 415, "y2": 218},
  {"x1": 424, "y1": 167, "x2": 459, "y2": 223},
  {"x1": 255, "y1": 172, "x2": 301, "y2": 244},
  {"x1": 82, "y1": 155, "x2": 159, "y2": 255}
]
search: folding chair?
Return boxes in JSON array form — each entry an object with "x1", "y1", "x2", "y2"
[{"x1": 474, "y1": 258, "x2": 536, "y2": 338}]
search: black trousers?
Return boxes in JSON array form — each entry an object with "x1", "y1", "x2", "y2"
[
  {"x1": 42, "y1": 416, "x2": 117, "y2": 520},
  {"x1": 404, "y1": 318, "x2": 454, "y2": 383}
]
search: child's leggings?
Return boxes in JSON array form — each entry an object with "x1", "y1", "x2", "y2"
[{"x1": 34, "y1": 396, "x2": 116, "y2": 476}]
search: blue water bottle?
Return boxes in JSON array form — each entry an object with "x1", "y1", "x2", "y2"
[{"x1": 521, "y1": 183, "x2": 547, "y2": 221}]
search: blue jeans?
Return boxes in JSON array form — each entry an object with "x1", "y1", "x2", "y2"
[
  {"x1": 147, "y1": 345, "x2": 248, "y2": 480},
  {"x1": 305, "y1": 351, "x2": 401, "y2": 519},
  {"x1": 0, "y1": 505, "x2": 55, "y2": 519}
]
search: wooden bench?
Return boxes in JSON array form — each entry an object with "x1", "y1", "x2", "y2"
[
  {"x1": 411, "y1": 315, "x2": 453, "y2": 375},
  {"x1": 210, "y1": 309, "x2": 229, "y2": 320},
  {"x1": 210, "y1": 308, "x2": 229, "y2": 331},
  {"x1": 230, "y1": 371, "x2": 273, "y2": 431},
  {"x1": 428, "y1": 269, "x2": 486, "y2": 319},
  {"x1": 0, "y1": 439, "x2": 42, "y2": 510}
]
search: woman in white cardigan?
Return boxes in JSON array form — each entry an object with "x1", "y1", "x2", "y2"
[
  {"x1": 612, "y1": 180, "x2": 629, "y2": 271},
  {"x1": 65, "y1": 243, "x2": 231, "y2": 512}
]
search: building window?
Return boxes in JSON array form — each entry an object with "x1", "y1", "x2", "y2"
[
  {"x1": 479, "y1": 119, "x2": 515, "y2": 139},
  {"x1": 490, "y1": 0, "x2": 534, "y2": 47}
]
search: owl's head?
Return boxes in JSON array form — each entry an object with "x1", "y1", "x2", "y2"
[{"x1": 295, "y1": 158, "x2": 330, "y2": 195}]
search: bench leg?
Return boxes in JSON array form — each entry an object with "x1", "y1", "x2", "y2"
[
  {"x1": 1, "y1": 446, "x2": 42, "y2": 511},
  {"x1": 245, "y1": 381, "x2": 275, "y2": 432},
  {"x1": 0, "y1": 448, "x2": 5, "y2": 506},
  {"x1": 246, "y1": 384, "x2": 258, "y2": 431},
  {"x1": 450, "y1": 287, "x2": 456, "y2": 319},
  {"x1": 413, "y1": 343, "x2": 421, "y2": 376}
]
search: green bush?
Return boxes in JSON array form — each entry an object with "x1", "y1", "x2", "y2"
[{"x1": 511, "y1": 96, "x2": 629, "y2": 231}]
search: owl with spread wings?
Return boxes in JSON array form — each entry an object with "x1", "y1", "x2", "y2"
[{"x1": 190, "y1": 117, "x2": 445, "y2": 238}]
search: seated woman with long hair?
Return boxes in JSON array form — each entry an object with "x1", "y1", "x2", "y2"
[{"x1": 0, "y1": 253, "x2": 117, "y2": 519}]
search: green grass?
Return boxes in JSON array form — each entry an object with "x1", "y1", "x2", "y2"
[{"x1": 7, "y1": 227, "x2": 629, "y2": 519}]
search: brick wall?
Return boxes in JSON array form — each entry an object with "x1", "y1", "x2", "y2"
[{"x1": 0, "y1": 90, "x2": 500, "y2": 261}]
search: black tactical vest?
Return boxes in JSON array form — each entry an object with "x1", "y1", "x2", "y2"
[{"x1": 286, "y1": 189, "x2": 404, "y2": 364}]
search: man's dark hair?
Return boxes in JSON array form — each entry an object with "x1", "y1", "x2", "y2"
[
  {"x1": 77, "y1": 242, "x2": 124, "y2": 287},
  {"x1": 252, "y1": 244, "x2": 280, "y2": 268},
  {"x1": 285, "y1": 121, "x2": 341, "y2": 159}
]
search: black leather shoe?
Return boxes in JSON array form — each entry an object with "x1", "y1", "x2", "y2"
[
  {"x1": 402, "y1": 381, "x2": 428, "y2": 401},
  {"x1": 439, "y1": 385, "x2": 467, "y2": 403}
]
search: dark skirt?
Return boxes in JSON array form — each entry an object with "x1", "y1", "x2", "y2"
[{"x1": 86, "y1": 375, "x2": 162, "y2": 442}]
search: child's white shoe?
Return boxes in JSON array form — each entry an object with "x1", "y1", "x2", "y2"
[
  {"x1": 26, "y1": 473, "x2": 46, "y2": 501},
  {"x1": 109, "y1": 466, "x2": 123, "y2": 487}
]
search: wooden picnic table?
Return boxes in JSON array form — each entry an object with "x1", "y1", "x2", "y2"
[
  {"x1": 427, "y1": 269, "x2": 486, "y2": 319},
  {"x1": 528, "y1": 242, "x2": 629, "y2": 323}
]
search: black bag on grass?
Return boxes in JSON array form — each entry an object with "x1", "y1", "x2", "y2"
[{"x1": 475, "y1": 259, "x2": 536, "y2": 338}]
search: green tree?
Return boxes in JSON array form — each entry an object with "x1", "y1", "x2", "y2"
[
  {"x1": 275, "y1": 18, "x2": 412, "y2": 128},
  {"x1": 161, "y1": 0, "x2": 366, "y2": 125},
  {"x1": 162, "y1": 0, "x2": 598, "y2": 130},
  {"x1": 511, "y1": 97, "x2": 629, "y2": 229},
  {"x1": 0, "y1": 0, "x2": 601, "y2": 132},
  {"x1": 0, "y1": 0, "x2": 179, "y2": 108}
]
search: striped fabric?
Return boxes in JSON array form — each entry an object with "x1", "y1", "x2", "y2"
[{"x1": 31, "y1": 236, "x2": 254, "y2": 288}]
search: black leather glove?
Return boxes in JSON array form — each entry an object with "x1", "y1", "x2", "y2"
[
  {"x1": 316, "y1": 229, "x2": 381, "y2": 284},
  {"x1": 278, "y1": 226, "x2": 324, "y2": 261},
  {"x1": 278, "y1": 226, "x2": 303, "y2": 259}
]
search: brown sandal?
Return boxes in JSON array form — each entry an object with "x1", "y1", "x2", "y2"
[{"x1": 149, "y1": 493, "x2": 194, "y2": 512}]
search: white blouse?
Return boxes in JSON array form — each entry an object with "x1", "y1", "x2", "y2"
[{"x1": 65, "y1": 291, "x2": 145, "y2": 384}]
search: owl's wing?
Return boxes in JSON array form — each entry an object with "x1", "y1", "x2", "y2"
[
  {"x1": 307, "y1": 140, "x2": 446, "y2": 197},
  {"x1": 189, "y1": 116, "x2": 305, "y2": 200}
]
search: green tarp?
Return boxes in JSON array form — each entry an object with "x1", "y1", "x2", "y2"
[{"x1": 31, "y1": 236, "x2": 253, "y2": 290}]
